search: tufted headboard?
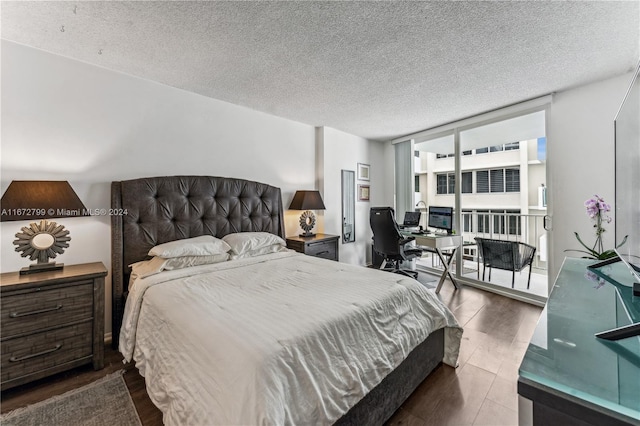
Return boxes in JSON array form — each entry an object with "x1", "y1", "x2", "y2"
[{"x1": 110, "y1": 175, "x2": 285, "y2": 347}]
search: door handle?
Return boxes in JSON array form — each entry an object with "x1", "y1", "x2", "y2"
[{"x1": 543, "y1": 215, "x2": 552, "y2": 231}]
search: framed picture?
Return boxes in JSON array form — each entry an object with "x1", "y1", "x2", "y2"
[
  {"x1": 357, "y1": 163, "x2": 370, "y2": 181},
  {"x1": 358, "y1": 184, "x2": 370, "y2": 201}
]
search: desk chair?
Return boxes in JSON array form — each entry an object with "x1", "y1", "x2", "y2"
[
  {"x1": 370, "y1": 207, "x2": 423, "y2": 279},
  {"x1": 475, "y1": 237, "x2": 536, "y2": 288}
]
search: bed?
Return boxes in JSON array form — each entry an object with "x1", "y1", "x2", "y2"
[{"x1": 111, "y1": 175, "x2": 462, "y2": 425}]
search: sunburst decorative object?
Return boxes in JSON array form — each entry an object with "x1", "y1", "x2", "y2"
[
  {"x1": 13, "y1": 220, "x2": 71, "y2": 270},
  {"x1": 299, "y1": 210, "x2": 316, "y2": 235}
]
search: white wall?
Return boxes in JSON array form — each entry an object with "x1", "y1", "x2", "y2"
[
  {"x1": 547, "y1": 71, "x2": 634, "y2": 282},
  {"x1": 1, "y1": 41, "x2": 323, "y2": 334},
  {"x1": 320, "y1": 127, "x2": 385, "y2": 265}
]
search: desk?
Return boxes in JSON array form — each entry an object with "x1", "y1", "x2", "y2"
[
  {"x1": 518, "y1": 258, "x2": 640, "y2": 425},
  {"x1": 402, "y1": 232, "x2": 462, "y2": 293}
]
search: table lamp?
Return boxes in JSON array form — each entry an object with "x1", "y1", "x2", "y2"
[
  {"x1": 288, "y1": 190, "x2": 326, "y2": 237},
  {"x1": 1, "y1": 180, "x2": 89, "y2": 274}
]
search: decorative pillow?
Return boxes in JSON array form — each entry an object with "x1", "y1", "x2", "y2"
[
  {"x1": 222, "y1": 232, "x2": 286, "y2": 256},
  {"x1": 148, "y1": 235, "x2": 231, "y2": 258},
  {"x1": 130, "y1": 257, "x2": 169, "y2": 280},
  {"x1": 163, "y1": 253, "x2": 229, "y2": 270},
  {"x1": 230, "y1": 244, "x2": 289, "y2": 260},
  {"x1": 130, "y1": 253, "x2": 230, "y2": 280}
]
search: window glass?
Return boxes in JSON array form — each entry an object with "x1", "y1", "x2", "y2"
[
  {"x1": 504, "y1": 141, "x2": 520, "y2": 151},
  {"x1": 490, "y1": 169, "x2": 504, "y2": 192},
  {"x1": 505, "y1": 168, "x2": 520, "y2": 192},
  {"x1": 477, "y1": 170, "x2": 489, "y2": 193},
  {"x1": 476, "y1": 147, "x2": 489, "y2": 154},
  {"x1": 492, "y1": 209, "x2": 506, "y2": 234},
  {"x1": 436, "y1": 174, "x2": 448, "y2": 194},
  {"x1": 477, "y1": 210, "x2": 490, "y2": 233},
  {"x1": 489, "y1": 145, "x2": 504, "y2": 152},
  {"x1": 507, "y1": 209, "x2": 521, "y2": 235},
  {"x1": 462, "y1": 210, "x2": 473, "y2": 232},
  {"x1": 447, "y1": 173, "x2": 455, "y2": 194},
  {"x1": 461, "y1": 172, "x2": 473, "y2": 193}
]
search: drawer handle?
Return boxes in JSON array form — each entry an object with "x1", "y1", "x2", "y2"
[
  {"x1": 9, "y1": 344, "x2": 63, "y2": 362},
  {"x1": 9, "y1": 304, "x2": 63, "y2": 318},
  {"x1": 316, "y1": 250, "x2": 330, "y2": 255}
]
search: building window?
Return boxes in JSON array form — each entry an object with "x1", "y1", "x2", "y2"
[
  {"x1": 415, "y1": 175, "x2": 420, "y2": 192},
  {"x1": 477, "y1": 210, "x2": 490, "y2": 233},
  {"x1": 461, "y1": 172, "x2": 473, "y2": 194},
  {"x1": 504, "y1": 141, "x2": 520, "y2": 151},
  {"x1": 436, "y1": 174, "x2": 448, "y2": 194},
  {"x1": 476, "y1": 147, "x2": 489, "y2": 154},
  {"x1": 492, "y1": 210, "x2": 506, "y2": 234},
  {"x1": 489, "y1": 145, "x2": 504, "y2": 152},
  {"x1": 505, "y1": 168, "x2": 520, "y2": 192},
  {"x1": 436, "y1": 173, "x2": 455, "y2": 194},
  {"x1": 476, "y1": 170, "x2": 489, "y2": 193},
  {"x1": 507, "y1": 210, "x2": 521, "y2": 235},
  {"x1": 490, "y1": 169, "x2": 504, "y2": 192},
  {"x1": 462, "y1": 150, "x2": 472, "y2": 156},
  {"x1": 462, "y1": 210, "x2": 473, "y2": 232}
]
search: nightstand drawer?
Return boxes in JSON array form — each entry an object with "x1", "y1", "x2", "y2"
[
  {"x1": 306, "y1": 241, "x2": 337, "y2": 260},
  {"x1": 1, "y1": 321, "x2": 93, "y2": 384},
  {"x1": 1, "y1": 280, "x2": 94, "y2": 339},
  {"x1": 286, "y1": 234, "x2": 339, "y2": 261}
]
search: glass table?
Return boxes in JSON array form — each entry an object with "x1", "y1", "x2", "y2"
[{"x1": 518, "y1": 257, "x2": 640, "y2": 425}]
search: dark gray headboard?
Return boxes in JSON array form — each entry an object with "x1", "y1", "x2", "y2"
[{"x1": 111, "y1": 175, "x2": 285, "y2": 347}]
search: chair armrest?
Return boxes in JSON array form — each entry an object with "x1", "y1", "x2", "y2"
[{"x1": 400, "y1": 237, "x2": 415, "y2": 245}]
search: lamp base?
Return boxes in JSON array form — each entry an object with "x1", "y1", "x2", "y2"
[
  {"x1": 20, "y1": 262, "x2": 64, "y2": 275},
  {"x1": 299, "y1": 232, "x2": 316, "y2": 238}
]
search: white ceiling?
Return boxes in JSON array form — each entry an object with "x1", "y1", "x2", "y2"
[{"x1": 2, "y1": 1, "x2": 639, "y2": 141}]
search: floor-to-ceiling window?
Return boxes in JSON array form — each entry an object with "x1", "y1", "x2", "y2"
[{"x1": 396, "y1": 98, "x2": 551, "y2": 304}]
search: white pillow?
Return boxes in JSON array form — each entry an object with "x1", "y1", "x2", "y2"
[
  {"x1": 222, "y1": 232, "x2": 286, "y2": 256},
  {"x1": 130, "y1": 254, "x2": 230, "y2": 280},
  {"x1": 230, "y1": 244, "x2": 289, "y2": 260},
  {"x1": 148, "y1": 235, "x2": 231, "y2": 258}
]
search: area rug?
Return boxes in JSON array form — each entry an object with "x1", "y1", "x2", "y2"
[
  {"x1": 416, "y1": 271, "x2": 438, "y2": 289},
  {"x1": 0, "y1": 370, "x2": 142, "y2": 426}
]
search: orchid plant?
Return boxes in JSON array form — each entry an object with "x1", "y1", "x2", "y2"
[{"x1": 566, "y1": 195, "x2": 627, "y2": 260}]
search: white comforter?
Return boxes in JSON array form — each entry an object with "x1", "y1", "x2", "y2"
[{"x1": 120, "y1": 251, "x2": 462, "y2": 426}]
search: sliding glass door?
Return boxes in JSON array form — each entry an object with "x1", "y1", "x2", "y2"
[{"x1": 399, "y1": 106, "x2": 550, "y2": 303}]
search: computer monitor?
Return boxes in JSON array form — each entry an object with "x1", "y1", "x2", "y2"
[
  {"x1": 401, "y1": 211, "x2": 421, "y2": 227},
  {"x1": 428, "y1": 206, "x2": 453, "y2": 234}
]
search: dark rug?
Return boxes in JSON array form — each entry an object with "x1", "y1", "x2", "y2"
[{"x1": 0, "y1": 370, "x2": 141, "y2": 426}]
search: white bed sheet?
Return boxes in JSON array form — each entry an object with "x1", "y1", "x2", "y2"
[{"x1": 120, "y1": 251, "x2": 462, "y2": 426}]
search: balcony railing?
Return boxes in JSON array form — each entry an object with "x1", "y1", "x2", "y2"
[
  {"x1": 459, "y1": 211, "x2": 547, "y2": 271},
  {"x1": 416, "y1": 211, "x2": 548, "y2": 296}
]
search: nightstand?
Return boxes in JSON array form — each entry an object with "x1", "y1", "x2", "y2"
[
  {"x1": 286, "y1": 233, "x2": 339, "y2": 261},
  {"x1": 0, "y1": 262, "x2": 107, "y2": 390}
]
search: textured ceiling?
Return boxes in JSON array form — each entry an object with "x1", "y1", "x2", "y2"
[{"x1": 2, "y1": 1, "x2": 639, "y2": 141}]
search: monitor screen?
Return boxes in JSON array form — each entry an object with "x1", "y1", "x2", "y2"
[
  {"x1": 402, "y1": 211, "x2": 421, "y2": 226},
  {"x1": 428, "y1": 206, "x2": 453, "y2": 233}
]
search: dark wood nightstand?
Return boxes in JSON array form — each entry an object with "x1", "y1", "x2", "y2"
[
  {"x1": 0, "y1": 262, "x2": 107, "y2": 390},
  {"x1": 286, "y1": 233, "x2": 339, "y2": 261}
]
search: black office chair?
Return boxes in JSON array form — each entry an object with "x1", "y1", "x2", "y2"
[{"x1": 370, "y1": 207, "x2": 423, "y2": 279}]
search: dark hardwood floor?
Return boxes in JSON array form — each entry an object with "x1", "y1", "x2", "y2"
[{"x1": 1, "y1": 278, "x2": 542, "y2": 426}]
